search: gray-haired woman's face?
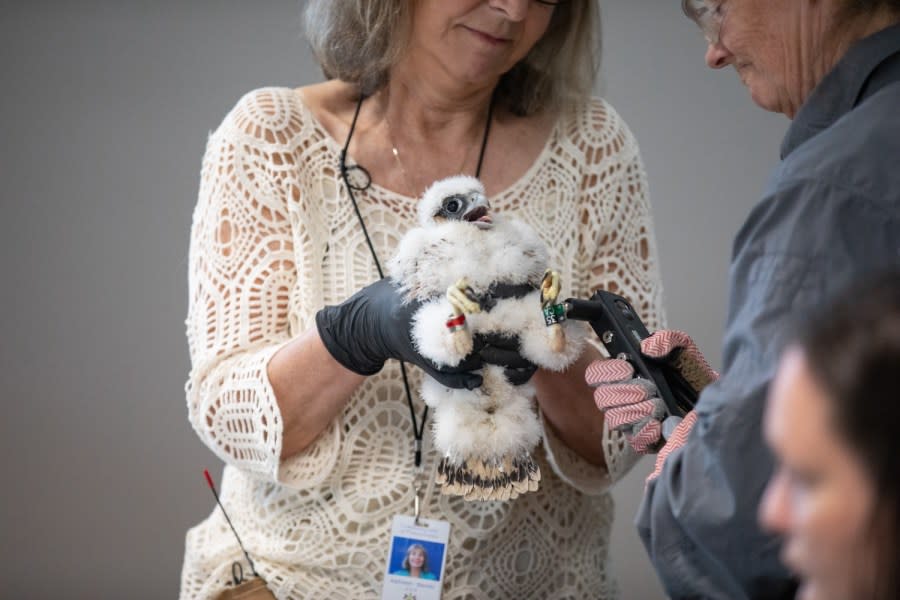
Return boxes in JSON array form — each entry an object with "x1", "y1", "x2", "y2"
[{"x1": 691, "y1": 0, "x2": 834, "y2": 118}]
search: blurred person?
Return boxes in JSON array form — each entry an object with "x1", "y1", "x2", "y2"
[
  {"x1": 585, "y1": 0, "x2": 900, "y2": 597},
  {"x1": 760, "y1": 269, "x2": 900, "y2": 600}
]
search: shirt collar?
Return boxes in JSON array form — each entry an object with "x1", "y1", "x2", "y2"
[{"x1": 781, "y1": 22, "x2": 900, "y2": 159}]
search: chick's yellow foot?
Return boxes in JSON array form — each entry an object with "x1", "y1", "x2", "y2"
[
  {"x1": 540, "y1": 270, "x2": 566, "y2": 353},
  {"x1": 541, "y1": 269, "x2": 561, "y2": 305},
  {"x1": 446, "y1": 278, "x2": 481, "y2": 358},
  {"x1": 448, "y1": 278, "x2": 482, "y2": 315}
]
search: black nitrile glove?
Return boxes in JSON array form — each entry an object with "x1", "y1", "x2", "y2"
[
  {"x1": 316, "y1": 278, "x2": 482, "y2": 389},
  {"x1": 477, "y1": 333, "x2": 538, "y2": 386},
  {"x1": 316, "y1": 279, "x2": 538, "y2": 390}
]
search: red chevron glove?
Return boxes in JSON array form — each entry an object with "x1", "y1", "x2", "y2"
[
  {"x1": 647, "y1": 410, "x2": 698, "y2": 481},
  {"x1": 585, "y1": 330, "x2": 717, "y2": 455}
]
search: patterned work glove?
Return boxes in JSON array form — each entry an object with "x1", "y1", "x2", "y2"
[{"x1": 585, "y1": 330, "x2": 718, "y2": 455}]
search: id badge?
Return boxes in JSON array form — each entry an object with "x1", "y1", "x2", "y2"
[{"x1": 381, "y1": 515, "x2": 451, "y2": 600}]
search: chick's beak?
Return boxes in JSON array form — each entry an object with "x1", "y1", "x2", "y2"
[{"x1": 463, "y1": 193, "x2": 493, "y2": 229}]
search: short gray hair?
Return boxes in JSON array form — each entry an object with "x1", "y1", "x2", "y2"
[{"x1": 303, "y1": 1, "x2": 601, "y2": 115}]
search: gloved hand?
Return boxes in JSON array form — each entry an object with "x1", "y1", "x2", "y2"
[
  {"x1": 316, "y1": 278, "x2": 537, "y2": 390},
  {"x1": 476, "y1": 333, "x2": 539, "y2": 386},
  {"x1": 585, "y1": 330, "x2": 717, "y2": 454},
  {"x1": 647, "y1": 409, "x2": 698, "y2": 481}
]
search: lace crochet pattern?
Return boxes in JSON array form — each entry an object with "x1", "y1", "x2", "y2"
[{"x1": 181, "y1": 87, "x2": 666, "y2": 599}]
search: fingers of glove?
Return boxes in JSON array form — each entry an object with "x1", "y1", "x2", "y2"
[
  {"x1": 662, "y1": 409, "x2": 697, "y2": 448},
  {"x1": 592, "y1": 377, "x2": 658, "y2": 410},
  {"x1": 641, "y1": 330, "x2": 714, "y2": 374},
  {"x1": 504, "y1": 363, "x2": 538, "y2": 386},
  {"x1": 425, "y1": 366, "x2": 484, "y2": 390},
  {"x1": 641, "y1": 330, "x2": 718, "y2": 391},
  {"x1": 672, "y1": 350, "x2": 719, "y2": 390},
  {"x1": 661, "y1": 415, "x2": 683, "y2": 440},
  {"x1": 584, "y1": 358, "x2": 635, "y2": 386},
  {"x1": 640, "y1": 330, "x2": 696, "y2": 359},
  {"x1": 475, "y1": 332, "x2": 518, "y2": 350},
  {"x1": 473, "y1": 333, "x2": 527, "y2": 364},
  {"x1": 629, "y1": 419, "x2": 663, "y2": 454},
  {"x1": 604, "y1": 399, "x2": 658, "y2": 430},
  {"x1": 410, "y1": 349, "x2": 484, "y2": 389},
  {"x1": 648, "y1": 410, "x2": 698, "y2": 482},
  {"x1": 478, "y1": 344, "x2": 533, "y2": 370},
  {"x1": 448, "y1": 351, "x2": 484, "y2": 373}
]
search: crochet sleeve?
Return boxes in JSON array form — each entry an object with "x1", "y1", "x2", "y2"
[
  {"x1": 184, "y1": 89, "x2": 339, "y2": 488},
  {"x1": 541, "y1": 98, "x2": 667, "y2": 494}
]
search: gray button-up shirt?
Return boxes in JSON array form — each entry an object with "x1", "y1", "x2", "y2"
[{"x1": 636, "y1": 23, "x2": 900, "y2": 600}]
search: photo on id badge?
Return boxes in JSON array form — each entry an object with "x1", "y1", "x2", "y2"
[{"x1": 382, "y1": 515, "x2": 449, "y2": 600}]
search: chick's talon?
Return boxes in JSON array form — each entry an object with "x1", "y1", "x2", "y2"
[
  {"x1": 447, "y1": 278, "x2": 482, "y2": 315},
  {"x1": 541, "y1": 269, "x2": 561, "y2": 305}
]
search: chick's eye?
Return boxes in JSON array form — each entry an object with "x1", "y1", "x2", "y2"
[{"x1": 443, "y1": 196, "x2": 464, "y2": 214}]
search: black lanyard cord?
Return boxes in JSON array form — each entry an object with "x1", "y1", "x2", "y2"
[
  {"x1": 339, "y1": 94, "x2": 383, "y2": 278},
  {"x1": 337, "y1": 90, "x2": 493, "y2": 468}
]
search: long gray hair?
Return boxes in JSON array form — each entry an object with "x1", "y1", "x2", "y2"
[{"x1": 303, "y1": 0, "x2": 601, "y2": 115}]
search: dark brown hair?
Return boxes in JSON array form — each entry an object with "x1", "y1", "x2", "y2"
[{"x1": 799, "y1": 268, "x2": 900, "y2": 600}]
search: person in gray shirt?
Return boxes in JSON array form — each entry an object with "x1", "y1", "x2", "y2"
[{"x1": 586, "y1": 1, "x2": 900, "y2": 598}]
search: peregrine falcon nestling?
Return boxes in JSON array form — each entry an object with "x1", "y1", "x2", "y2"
[{"x1": 388, "y1": 175, "x2": 586, "y2": 501}]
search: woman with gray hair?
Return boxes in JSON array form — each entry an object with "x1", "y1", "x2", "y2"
[
  {"x1": 181, "y1": 1, "x2": 665, "y2": 598},
  {"x1": 587, "y1": 0, "x2": 900, "y2": 598}
]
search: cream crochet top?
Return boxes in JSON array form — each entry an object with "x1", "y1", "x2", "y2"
[{"x1": 181, "y1": 87, "x2": 665, "y2": 599}]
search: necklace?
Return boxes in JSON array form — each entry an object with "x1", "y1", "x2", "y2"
[
  {"x1": 386, "y1": 112, "x2": 485, "y2": 198},
  {"x1": 337, "y1": 90, "x2": 494, "y2": 469}
]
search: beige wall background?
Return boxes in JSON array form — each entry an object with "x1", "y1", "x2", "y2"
[{"x1": 0, "y1": 1, "x2": 786, "y2": 597}]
